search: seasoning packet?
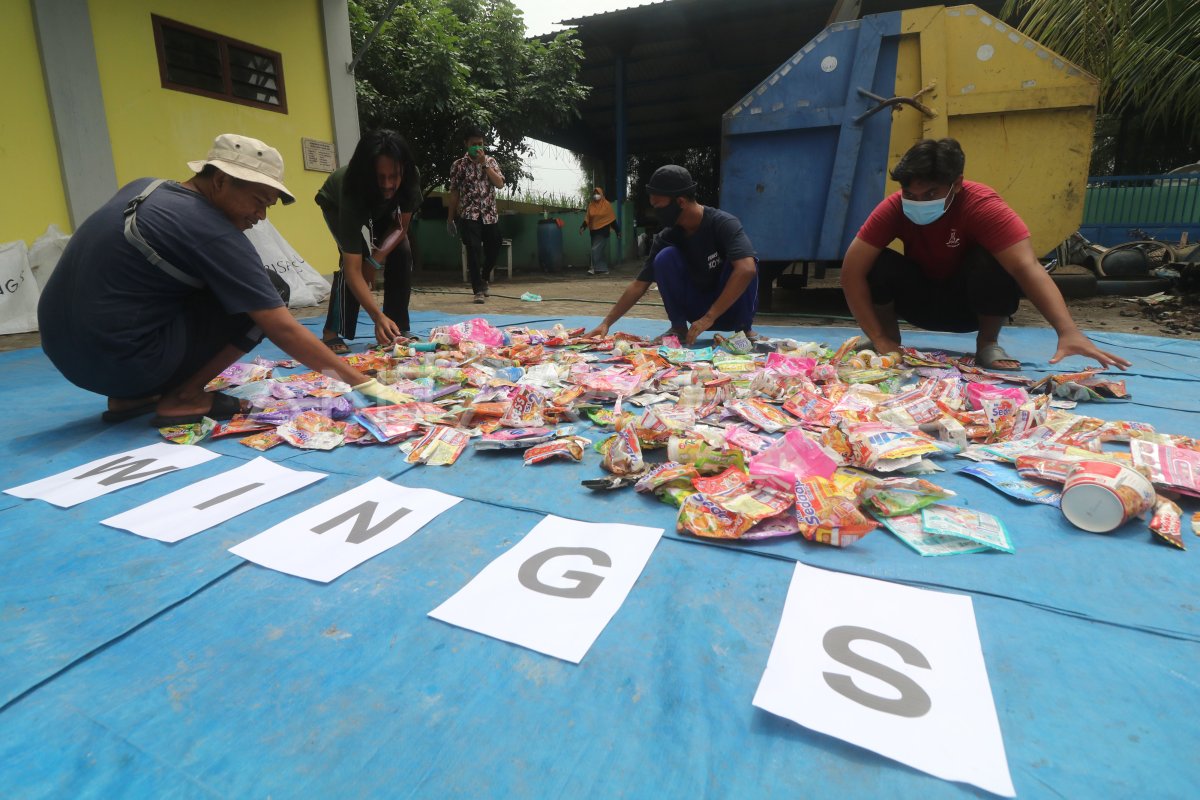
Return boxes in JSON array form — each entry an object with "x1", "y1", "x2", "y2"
[
  {"x1": 475, "y1": 427, "x2": 554, "y2": 451},
  {"x1": 277, "y1": 411, "x2": 347, "y2": 451},
  {"x1": 239, "y1": 430, "x2": 284, "y2": 451},
  {"x1": 960, "y1": 463, "x2": 1062, "y2": 506},
  {"x1": 158, "y1": 417, "x2": 216, "y2": 445},
  {"x1": 920, "y1": 505, "x2": 1014, "y2": 553},
  {"x1": 210, "y1": 414, "x2": 274, "y2": 439},
  {"x1": 872, "y1": 511, "x2": 990, "y2": 557},
  {"x1": 1149, "y1": 495, "x2": 1185, "y2": 550},
  {"x1": 860, "y1": 477, "x2": 956, "y2": 517},
  {"x1": 728, "y1": 398, "x2": 795, "y2": 433},
  {"x1": 793, "y1": 476, "x2": 877, "y2": 547},
  {"x1": 676, "y1": 493, "x2": 755, "y2": 539},
  {"x1": 524, "y1": 437, "x2": 588, "y2": 465},
  {"x1": 405, "y1": 426, "x2": 470, "y2": 466}
]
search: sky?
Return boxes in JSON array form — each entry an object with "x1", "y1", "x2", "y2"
[{"x1": 512, "y1": 1, "x2": 649, "y2": 198}]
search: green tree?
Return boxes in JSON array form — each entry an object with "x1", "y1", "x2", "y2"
[
  {"x1": 348, "y1": 0, "x2": 588, "y2": 196},
  {"x1": 1003, "y1": 0, "x2": 1200, "y2": 172}
]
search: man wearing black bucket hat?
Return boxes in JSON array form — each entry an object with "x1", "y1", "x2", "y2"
[{"x1": 585, "y1": 165, "x2": 759, "y2": 345}]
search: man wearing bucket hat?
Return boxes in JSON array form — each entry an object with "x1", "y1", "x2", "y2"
[
  {"x1": 38, "y1": 133, "x2": 408, "y2": 426},
  {"x1": 585, "y1": 165, "x2": 759, "y2": 345}
]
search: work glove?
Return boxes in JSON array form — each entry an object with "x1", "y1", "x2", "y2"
[{"x1": 350, "y1": 378, "x2": 411, "y2": 408}]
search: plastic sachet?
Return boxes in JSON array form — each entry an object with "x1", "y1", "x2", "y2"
[
  {"x1": 676, "y1": 493, "x2": 755, "y2": 539},
  {"x1": 793, "y1": 476, "x2": 877, "y2": 547},
  {"x1": 158, "y1": 417, "x2": 216, "y2": 445},
  {"x1": 277, "y1": 411, "x2": 347, "y2": 451},
  {"x1": 748, "y1": 429, "x2": 838, "y2": 491},
  {"x1": 524, "y1": 436, "x2": 589, "y2": 465},
  {"x1": 860, "y1": 477, "x2": 956, "y2": 517},
  {"x1": 405, "y1": 426, "x2": 469, "y2": 466},
  {"x1": 500, "y1": 385, "x2": 548, "y2": 428}
]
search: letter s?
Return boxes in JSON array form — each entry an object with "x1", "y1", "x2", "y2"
[{"x1": 822, "y1": 625, "x2": 932, "y2": 718}]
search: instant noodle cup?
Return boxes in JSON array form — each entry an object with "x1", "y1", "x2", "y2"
[{"x1": 1060, "y1": 460, "x2": 1156, "y2": 533}]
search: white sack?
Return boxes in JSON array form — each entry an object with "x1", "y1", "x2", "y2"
[
  {"x1": 0, "y1": 240, "x2": 41, "y2": 335},
  {"x1": 28, "y1": 224, "x2": 70, "y2": 290},
  {"x1": 244, "y1": 219, "x2": 331, "y2": 308}
]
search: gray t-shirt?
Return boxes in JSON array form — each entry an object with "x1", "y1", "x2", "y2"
[
  {"x1": 39, "y1": 178, "x2": 282, "y2": 391},
  {"x1": 636, "y1": 207, "x2": 756, "y2": 290}
]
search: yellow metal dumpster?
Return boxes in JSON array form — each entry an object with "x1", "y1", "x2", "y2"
[{"x1": 721, "y1": 4, "x2": 1100, "y2": 261}]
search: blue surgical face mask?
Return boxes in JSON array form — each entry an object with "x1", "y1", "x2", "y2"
[{"x1": 901, "y1": 187, "x2": 956, "y2": 225}]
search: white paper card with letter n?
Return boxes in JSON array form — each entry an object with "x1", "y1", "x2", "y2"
[
  {"x1": 753, "y1": 561, "x2": 1014, "y2": 797},
  {"x1": 229, "y1": 477, "x2": 461, "y2": 582},
  {"x1": 4, "y1": 443, "x2": 220, "y2": 508},
  {"x1": 428, "y1": 515, "x2": 663, "y2": 664}
]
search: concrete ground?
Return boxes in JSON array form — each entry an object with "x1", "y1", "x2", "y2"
[{"x1": 2, "y1": 259, "x2": 1187, "y2": 353}]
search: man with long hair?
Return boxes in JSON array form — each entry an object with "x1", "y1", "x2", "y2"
[{"x1": 317, "y1": 129, "x2": 423, "y2": 351}]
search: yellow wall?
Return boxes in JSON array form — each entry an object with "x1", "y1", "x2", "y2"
[
  {"x1": 88, "y1": 0, "x2": 339, "y2": 271},
  {"x1": 0, "y1": 1, "x2": 72, "y2": 245}
]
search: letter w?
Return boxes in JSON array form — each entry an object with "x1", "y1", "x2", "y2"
[
  {"x1": 310, "y1": 501, "x2": 411, "y2": 544},
  {"x1": 74, "y1": 456, "x2": 176, "y2": 487}
]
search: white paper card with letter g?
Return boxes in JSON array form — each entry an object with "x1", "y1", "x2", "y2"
[
  {"x1": 753, "y1": 561, "x2": 1015, "y2": 797},
  {"x1": 429, "y1": 515, "x2": 663, "y2": 664},
  {"x1": 230, "y1": 477, "x2": 460, "y2": 582}
]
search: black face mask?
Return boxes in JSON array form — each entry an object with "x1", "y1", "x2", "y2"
[{"x1": 655, "y1": 199, "x2": 683, "y2": 228}]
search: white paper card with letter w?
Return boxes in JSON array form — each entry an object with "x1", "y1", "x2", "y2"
[
  {"x1": 754, "y1": 561, "x2": 1014, "y2": 797},
  {"x1": 429, "y1": 515, "x2": 663, "y2": 664},
  {"x1": 229, "y1": 477, "x2": 460, "y2": 582}
]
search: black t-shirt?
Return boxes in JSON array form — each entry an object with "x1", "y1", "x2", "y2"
[
  {"x1": 316, "y1": 165, "x2": 423, "y2": 255},
  {"x1": 38, "y1": 178, "x2": 283, "y2": 390},
  {"x1": 636, "y1": 207, "x2": 756, "y2": 290}
]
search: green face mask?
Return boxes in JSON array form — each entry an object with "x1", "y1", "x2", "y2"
[{"x1": 468, "y1": 144, "x2": 483, "y2": 157}]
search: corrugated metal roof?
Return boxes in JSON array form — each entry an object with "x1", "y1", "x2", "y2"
[{"x1": 535, "y1": 0, "x2": 1007, "y2": 160}]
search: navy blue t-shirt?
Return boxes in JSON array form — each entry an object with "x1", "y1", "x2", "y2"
[
  {"x1": 636, "y1": 207, "x2": 756, "y2": 290},
  {"x1": 39, "y1": 179, "x2": 283, "y2": 392}
]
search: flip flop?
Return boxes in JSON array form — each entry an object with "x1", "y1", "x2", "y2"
[
  {"x1": 975, "y1": 343, "x2": 1022, "y2": 371},
  {"x1": 149, "y1": 391, "x2": 244, "y2": 427},
  {"x1": 100, "y1": 399, "x2": 158, "y2": 424},
  {"x1": 322, "y1": 336, "x2": 350, "y2": 355}
]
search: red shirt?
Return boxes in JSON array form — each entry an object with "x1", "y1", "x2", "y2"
[{"x1": 856, "y1": 180, "x2": 1030, "y2": 279}]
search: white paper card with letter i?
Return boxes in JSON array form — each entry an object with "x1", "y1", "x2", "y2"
[
  {"x1": 753, "y1": 561, "x2": 1015, "y2": 797},
  {"x1": 428, "y1": 515, "x2": 663, "y2": 664},
  {"x1": 229, "y1": 477, "x2": 460, "y2": 582},
  {"x1": 4, "y1": 443, "x2": 220, "y2": 508},
  {"x1": 101, "y1": 457, "x2": 325, "y2": 542}
]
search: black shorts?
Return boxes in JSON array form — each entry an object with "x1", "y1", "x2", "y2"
[{"x1": 866, "y1": 246, "x2": 1022, "y2": 333}]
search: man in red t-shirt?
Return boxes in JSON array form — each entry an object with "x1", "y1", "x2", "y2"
[{"x1": 840, "y1": 138, "x2": 1129, "y2": 371}]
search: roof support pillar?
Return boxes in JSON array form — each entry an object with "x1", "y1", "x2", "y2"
[{"x1": 614, "y1": 51, "x2": 628, "y2": 206}]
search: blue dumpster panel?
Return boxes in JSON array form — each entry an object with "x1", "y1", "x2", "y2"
[{"x1": 722, "y1": 13, "x2": 901, "y2": 262}]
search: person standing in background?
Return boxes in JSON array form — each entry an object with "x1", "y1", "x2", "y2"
[
  {"x1": 316, "y1": 130, "x2": 422, "y2": 352},
  {"x1": 446, "y1": 126, "x2": 505, "y2": 304},
  {"x1": 579, "y1": 186, "x2": 620, "y2": 275}
]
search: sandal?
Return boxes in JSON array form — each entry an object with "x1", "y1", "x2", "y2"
[
  {"x1": 101, "y1": 397, "x2": 159, "y2": 424},
  {"x1": 322, "y1": 336, "x2": 350, "y2": 355},
  {"x1": 975, "y1": 342, "x2": 1022, "y2": 371},
  {"x1": 149, "y1": 391, "x2": 244, "y2": 427}
]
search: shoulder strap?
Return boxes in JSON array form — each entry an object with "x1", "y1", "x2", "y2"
[{"x1": 122, "y1": 180, "x2": 205, "y2": 288}]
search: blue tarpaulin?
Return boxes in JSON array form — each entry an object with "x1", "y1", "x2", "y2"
[{"x1": 1, "y1": 311, "x2": 1197, "y2": 798}]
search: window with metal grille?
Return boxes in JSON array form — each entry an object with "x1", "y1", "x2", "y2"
[{"x1": 152, "y1": 15, "x2": 287, "y2": 113}]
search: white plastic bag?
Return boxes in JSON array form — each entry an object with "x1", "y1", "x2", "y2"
[
  {"x1": 28, "y1": 224, "x2": 71, "y2": 290},
  {"x1": 244, "y1": 219, "x2": 331, "y2": 308},
  {"x1": 0, "y1": 240, "x2": 41, "y2": 335}
]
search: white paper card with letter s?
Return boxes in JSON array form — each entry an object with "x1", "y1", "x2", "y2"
[
  {"x1": 229, "y1": 477, "x2": 460, "y2": 582},
  {"x1": 753, "y1": 561, "x2": 1014, "y2": 797},
  {"x1": 428, "y1": 515, "x2": 663, "y2": 664},
  {"x1": 101, "y1": 457, "x2": 325, "y2": 542},
  {"x1": 4, "y1": 443, "x2": 220, "y2": 508}
]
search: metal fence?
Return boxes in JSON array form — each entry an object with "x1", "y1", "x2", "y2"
[{"x1": 1080, "y1": 174, "x2": 1200, "y2": 246}]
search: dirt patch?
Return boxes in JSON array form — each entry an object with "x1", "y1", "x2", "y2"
[{"x1": 5, "y1": 261, "x2": 1194, "y2": 354}]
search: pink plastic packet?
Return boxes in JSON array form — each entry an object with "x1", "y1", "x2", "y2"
[
  {"x1": 764, "y1": 352, "x2": 817, "y2": 376},
  {"x1": 748, "y1": 429, "x2": 838, "y2": 492},
  {"x1": 967, "y1": 382, "x2": 1029, "y2": 411}
]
